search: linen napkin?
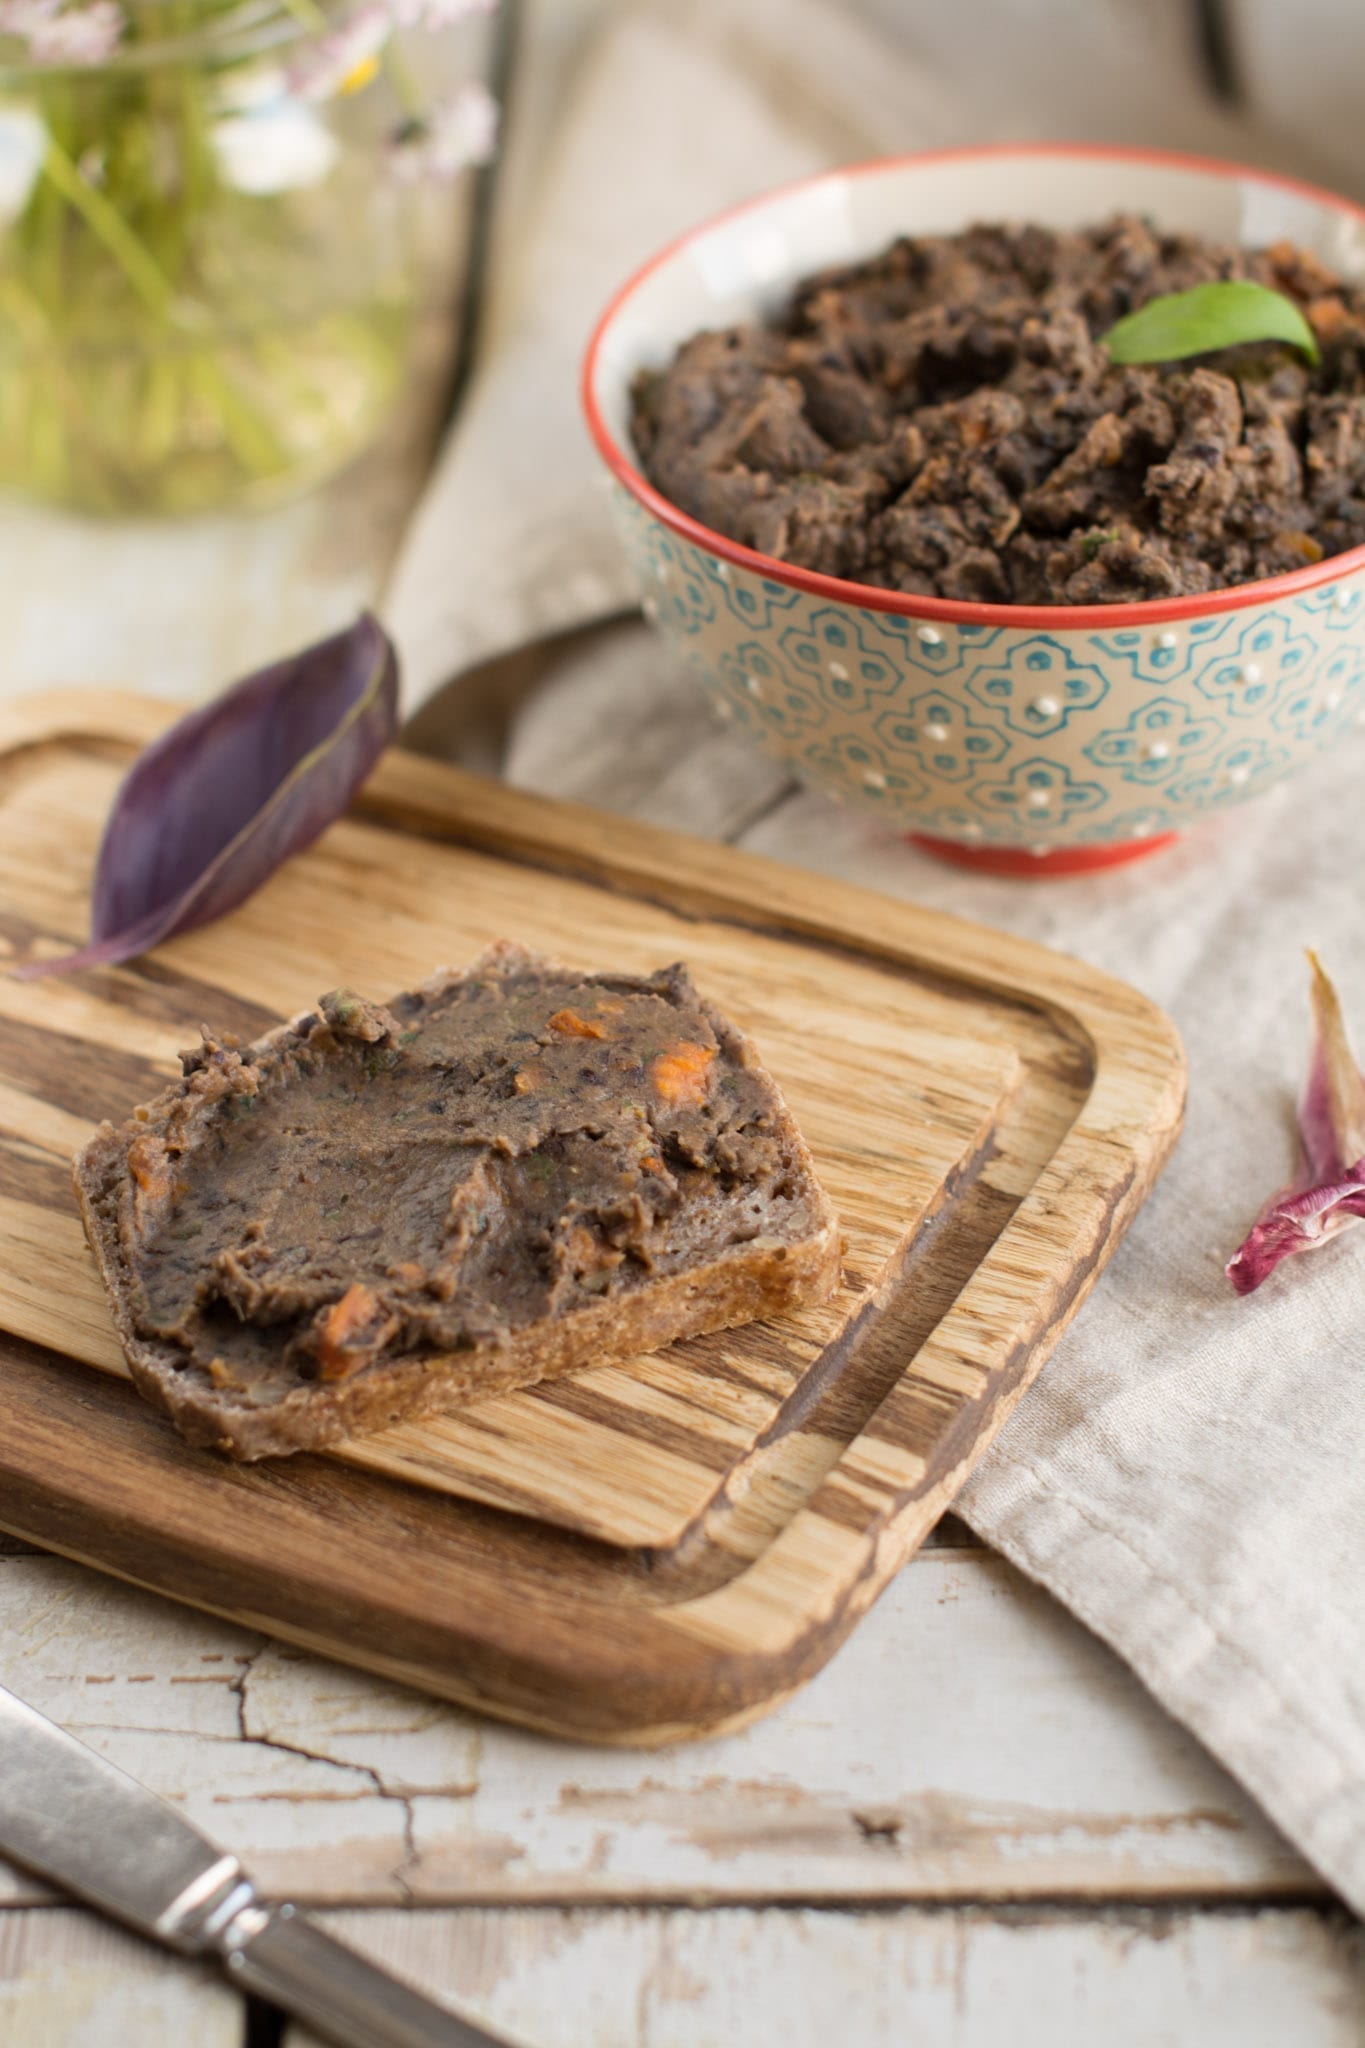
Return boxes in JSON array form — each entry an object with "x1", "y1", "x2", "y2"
[{"x1": 385, "y1": 0, "x2": 1365, "y2": 1914}]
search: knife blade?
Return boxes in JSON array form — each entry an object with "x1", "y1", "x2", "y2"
[{"x1": 0, "y1": 1678, "x2": 519, "y2": 2048}]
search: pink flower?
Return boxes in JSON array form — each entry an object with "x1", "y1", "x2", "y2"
[
  {"x1": 0, "y1": 0, "x2": 57, "y2": 35},
  {"x1": 0, "y1": 0, "x2": 123, "y2": 63},
  {"x1": 287, "y1": 2, "x2": 390, "y2": 102},
  {"x1": 388, "y1": 81, "x2": 498, "y2": 180},
  {"x1": 1227, "y1": 953, "x2": 1365, "y2": 1294}
]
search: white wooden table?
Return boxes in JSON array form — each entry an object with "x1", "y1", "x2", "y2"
[{"x1": 1, "y1": 1507, "x2": 1358, "y2": 2046}]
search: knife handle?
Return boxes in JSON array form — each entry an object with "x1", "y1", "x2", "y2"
[{"x1": 224, "y1": 1903, "x2": 518, "y2": 2048}]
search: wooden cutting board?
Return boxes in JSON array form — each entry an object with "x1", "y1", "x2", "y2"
[{"x1": 0, "y1": 691, "x2": 1184, "y2": 1744}]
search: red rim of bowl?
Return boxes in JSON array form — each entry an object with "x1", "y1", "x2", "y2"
[{"x1": 582, "y1": 141, "x2": 1365, "y2": 632}]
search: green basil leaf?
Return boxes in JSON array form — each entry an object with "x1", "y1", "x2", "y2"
[{"x1": 1100, "y1": 280, "x2": 1320, "y2": 367}]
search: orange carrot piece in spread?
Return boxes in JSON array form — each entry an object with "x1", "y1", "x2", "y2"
[
  {"x1": 1274, "y1": 527, "x2": 1325, "y2": 564},
  {"x1": 1308, "y1": 295, "x2": 1350, "y2": 342},
  {"x1": 127, "y1": 1134, "x2": 174, "y2": 1205},
  {"x1": 316, "y1": 1282, "x2": 382, "y2": 1380},
  {"x1": 547, "y1": 1008, "x2": 608, "y2": 1039},
  {"x1": 650, "y1": 1041, "x2": 715, "y2": 1107}
]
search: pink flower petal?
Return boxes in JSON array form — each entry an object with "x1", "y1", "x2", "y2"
[
  {"x1": 1228, "y1": 954, "x2": 1365, "y2": 1294},
  {"x1": 287, "y1": 3, "x2": 390, "y2": 102},
  {"x1": 1299, "y1": 949, "x2": 1365, "y2": 1180},
  {"x1": 5, "y1": 0, "x2": 123, "y2": 63},
  {"x1": 388, "y1": 82, "x2": 499, "y2": 181},
  {"x1": 1227, "y1": 1166, "x2": 1365, "y2": 1295}
]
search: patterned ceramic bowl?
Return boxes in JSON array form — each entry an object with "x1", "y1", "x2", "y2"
[{"x1": 583, "y1": 145, "x2": 1365, "y2": 874}]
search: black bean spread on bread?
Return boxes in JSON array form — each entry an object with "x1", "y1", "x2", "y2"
[{"x1": 75, "y1": 942, "x2": 840, "y2": 1459}]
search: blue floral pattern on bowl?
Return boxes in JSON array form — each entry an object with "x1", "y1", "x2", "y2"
[{"x1": 615, "y1": 487, "x2": 1365, "y2": 851}]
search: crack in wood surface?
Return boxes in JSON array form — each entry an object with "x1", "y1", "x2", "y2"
[{"x1": 0, "y1": 1544, "x2": 1317, "y2": 1914}]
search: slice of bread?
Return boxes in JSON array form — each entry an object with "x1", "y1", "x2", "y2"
[{"x1": 75, "y1": 942, "x2": 841, "y2": 1460}]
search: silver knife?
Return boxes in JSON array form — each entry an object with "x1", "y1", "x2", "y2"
[{"x1": 0, "y1": 1678, "x2": 520, "y2": 2048}]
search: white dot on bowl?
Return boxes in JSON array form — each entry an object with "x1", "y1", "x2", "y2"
[
  {"x1": 716, "y1": 562, "x2": 731, "y2": 581},
  {"x1": 1334, "y1": 587, "x2": 1355, "y2": 613},
  {"x1": 653, "y1": 559, "x2": 669, "y2": 581},
  {"x1": 1027, "y1": 788, "x2": 1052, "y2": 810},
  {"x1": 744, "y1": 673, "x2": 762, "y2": 695},
  {"x1": 1155, "y1": 631, "x2": 1178, "y2": 650},
  {"x1": 642, "y1": 597, "x2": 659, "y2": 623},
  {"x1": 1227, "y1": 764, "x2": 1251, "y2": 786},
  {"x1": 1131, "y1": 817, "x2": 1156, "y2": 837},
  {"x1": 923, "y1": 721, "x2": 950, "y2": 743},
  {"x1": 1325, "y1": 691, "x2": 1343, "y2": 711},
  {"x1": 828, "y1": 660, "x2": 849, "y2": 681},
  {"x1": 962, "y1": 821, "x2": 984, "y2": 841},
  {"x1": 1030, "y1": 694, "x2": 1061, "y2": 719},
  {"x1": 1238, "y1": 662, "x2": 1263, "y2": 686},
  {"x1": 917, "y1": 626, "x2": 944, "y2": 647},
  {"x1": 1143, "y1": 741, "x2": 1170, "y2": 762},
  {"x1": 862, "y1": 771, "x2": 887, "y2": 790},
  {"x1": 1028, "y1": 843, "x2": 1052, "y2": 859}
]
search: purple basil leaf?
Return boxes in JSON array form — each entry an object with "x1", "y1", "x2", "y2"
[
  {"x1": 1227, "y1": 953, "x2": 1365, "y2": 1294},
  {"x1": 20, "y1": 614, "x2": 398, "y2": 980}
]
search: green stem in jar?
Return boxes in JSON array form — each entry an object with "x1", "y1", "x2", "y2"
[
  {"x1": 0, "y1": 0, "x2": 417, "y2": 514},
  {"x1": 277, "y1": 0, "x2": 329, "y2": 33},
  {"x1": 35, "y1": 139, "x2": 293, "y2": 492},
  {"x1": 277, "y1": 0, "x2": 422, "y2": 118},
  {"x1": 39, "y1": 131, "x2": 175, "y2": 318},
  {"x1": 170, "y1": 0, "x2": 218, "y2": 277},
  {"x1": 191, "y1": 350, "x2": 293, "y2": 473},
  {"x1": 381, "y1": 36, "x2": 428, "y2": 121}
]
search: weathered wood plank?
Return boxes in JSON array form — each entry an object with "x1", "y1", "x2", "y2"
[
  {"x1": 0, "y1": 1545, "x2": 1315, "y2": 1908},
  {"x1": 282, "y1": 1904, "x2": 1365, "y2": 2048},
  {"x1": 0, "y1": 1911, "x2": 239, "y2": 2047}
]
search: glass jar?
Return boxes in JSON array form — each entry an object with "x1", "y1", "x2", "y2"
[{"x1": 0, "y1": 0, "x2": 424, "y2": 516}]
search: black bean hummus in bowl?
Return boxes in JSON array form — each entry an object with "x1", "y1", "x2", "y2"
[
  {"x1": 584, "y1": 148, "x2": 1365, "y2": 873},
  {"x1": 629, "y1": 215, "x2": 1365, "y2": 609}
]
